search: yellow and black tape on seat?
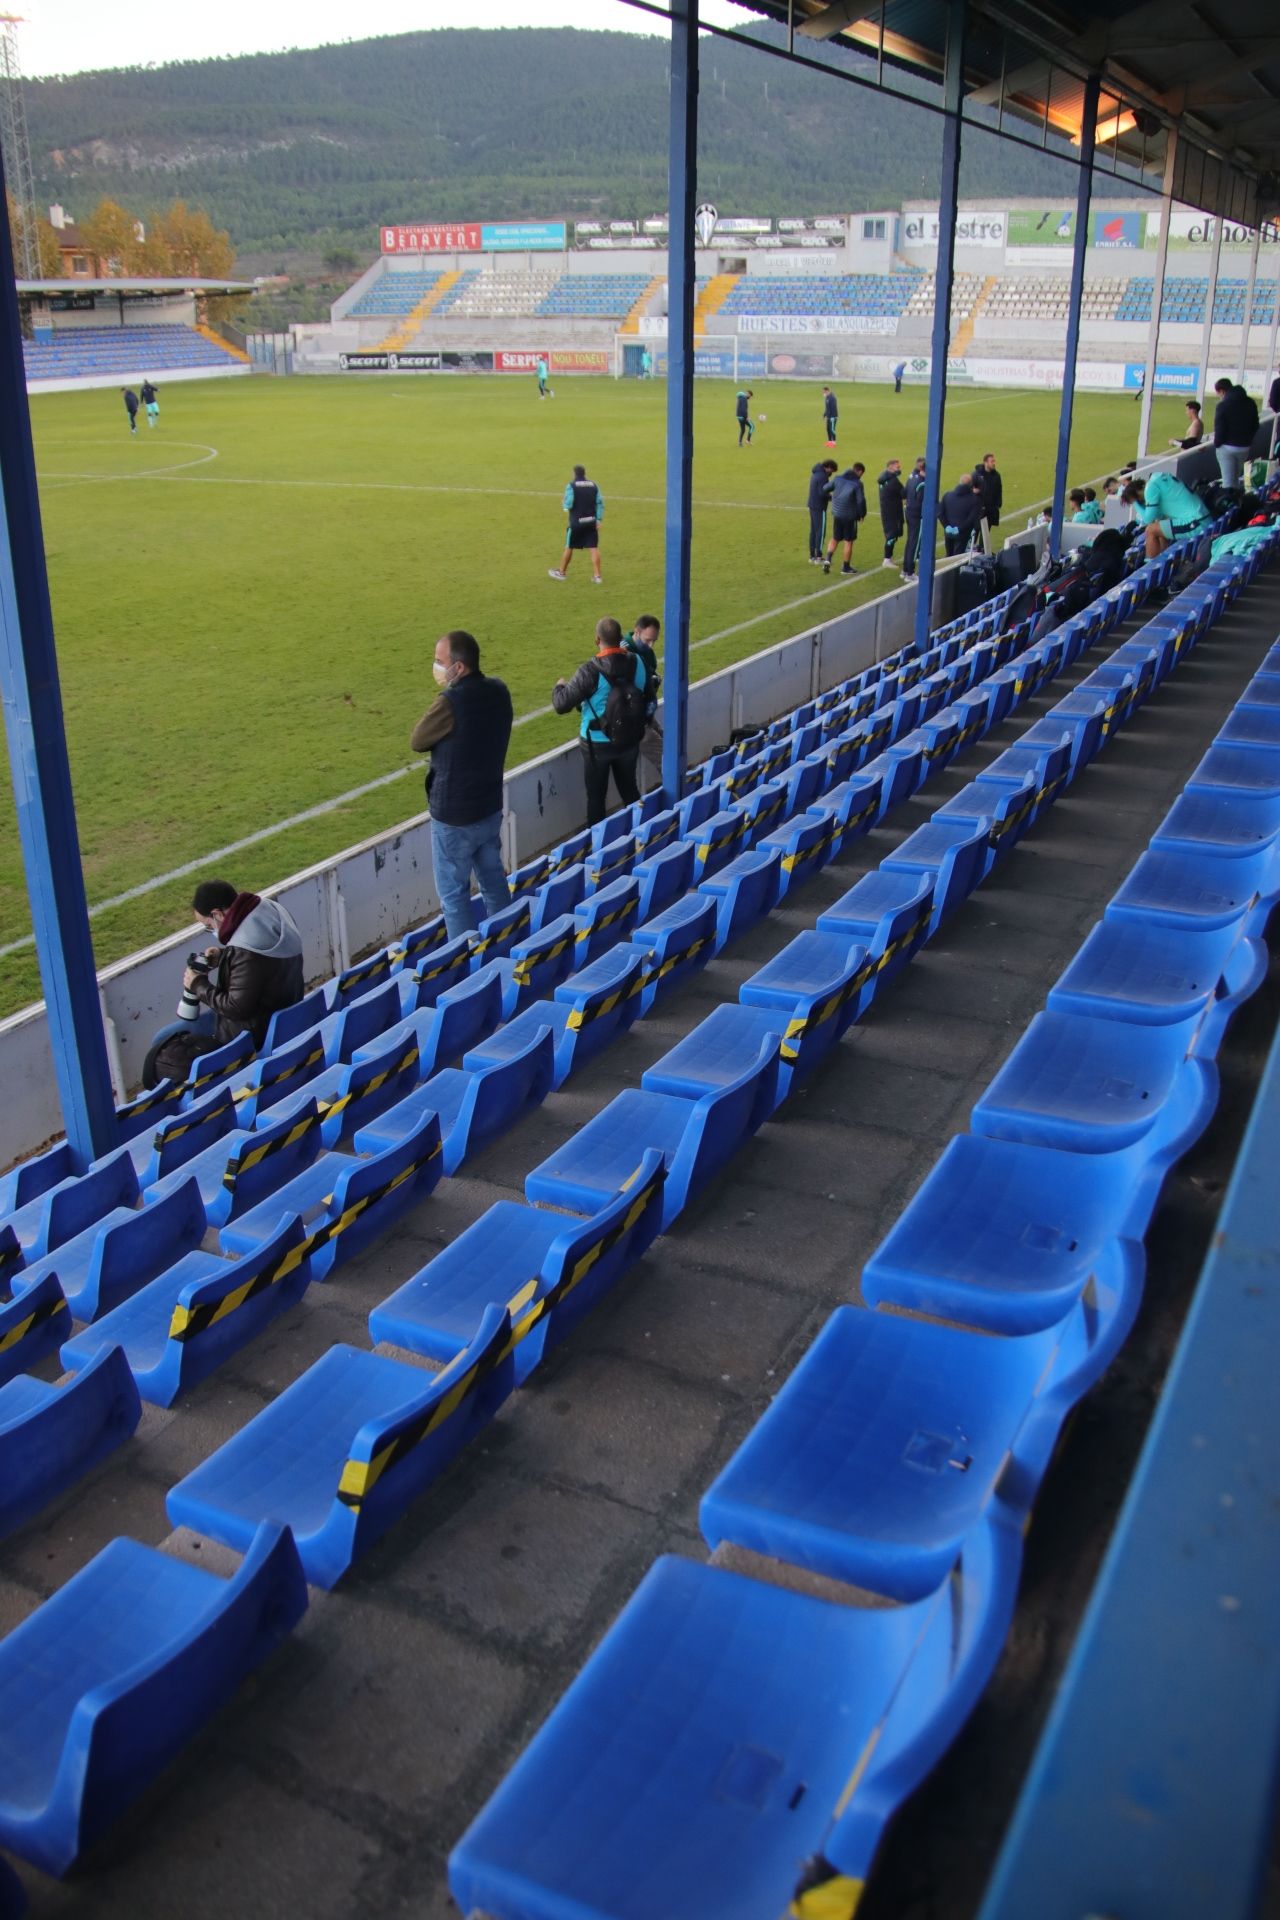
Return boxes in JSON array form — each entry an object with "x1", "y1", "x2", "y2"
[
  {"x1": 574, "y1": 894, "x2": 639, "y2": 946},
  {"x1": 232, "y1": 1039, "x2": 325, "y2": 1106},
  {"x1": 472, "y1": 901, "x2": 533, "y2": 961},
  {"x1": 299, "y1": 1134, "x2": 444, "y2": 1263},
  {"x1": 511, "y1": 927, "x2": 575, "y2": 988},
  {"x1": 318, "y1": 1043, "x2": 421, "y2": 1121},
  {"x1": 169, "y1": 1232, "x2": 311, "y2": 1344},
  {"x1": 0, "y1": 1286, "x2": 67, "y2": 1355},
  {"x1": 779, "y1": 902, "x2": 932, "y2": 1061},
  {"x1": 221, "y1": 1108, "x2": 322, "y2": 1191},
  {"x1": 628, "y1": 932, "x2": 713, "y2": 1001}
]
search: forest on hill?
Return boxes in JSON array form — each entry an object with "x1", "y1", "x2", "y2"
[{"x1": 25, "y1": 24, "x2": 1082, "y2": 266}]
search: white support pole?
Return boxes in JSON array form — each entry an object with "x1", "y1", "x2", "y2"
[
  {"x1": 1138, "y1": 128, "x2": 1178, "y2": 460},
  {"x1": 1195, "y1": 213, "x2": 1224, "y2": 405},
  {"x1": 1236, "y1": 225, "x2": 1262, "y2": 385}
]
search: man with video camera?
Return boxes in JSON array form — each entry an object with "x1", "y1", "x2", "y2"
[{"x1": 143, "y1": 879, "x2": 305, "y2": 1087}]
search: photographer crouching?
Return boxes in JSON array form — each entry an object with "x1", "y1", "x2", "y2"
[{"x1": 142, "y1": 879, "x2": 305, "y2": 1088}]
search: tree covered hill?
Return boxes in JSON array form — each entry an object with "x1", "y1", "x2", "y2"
[{"x1": 25, "y1": 24, "x2": 1081, "y2": 264}]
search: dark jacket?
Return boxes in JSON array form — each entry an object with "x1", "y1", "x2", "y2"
[
  {"x1": 904, "y1": 470, "x2": 928, "y2": 523},
  {"x1": 426, "y1": 672, "x2": 513, "y2": 826},
  {"x1": 1270, "y1": 374, "x2": 1280, "y2": 416},
  {"x1": 830, "y1": 470, "x2": 867, "y2": 522},
  {"x1": 624, "y1": 632, "x2": 661, "y2": 718},
  {"x1": 807, "y1": 463, "x2": 834, "y2": 512},
  {"x1": 978, "y1": 463, "x2": 1003, "y2": 522},
  {"x1": 878, "y1": 469, "x2": 906, "y2": 535},
  {"x1": 191, "y1": 895, "x2": 305, "y2": 1048},
  {"x1": 939, "y1": 484, "x2": 984, "y2": 536},
  {"x1": 1213, "y1": 384, "x2": 1259, "y2": 449},
  {"x1": 553, "y1": 647, "x2": 644, "y2": 747},
  {"x1": 823, "y1": 391, "x2": 838, "y2": 422}
]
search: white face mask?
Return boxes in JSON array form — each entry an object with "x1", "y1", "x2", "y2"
[{"x1": 432, "y1": 661, "x2": 451, "y2": 687}]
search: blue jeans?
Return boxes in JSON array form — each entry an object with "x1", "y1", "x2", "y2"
[
  {"x1": 1216, "y1": 444, "x2": 1249, "y2": 490},
  {"x1": 432, "y1": 811, "x2": 510, "y2": 940}
]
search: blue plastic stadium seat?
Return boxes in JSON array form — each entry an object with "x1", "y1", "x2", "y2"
[
  {"x1": 1049, "y1": 917, "x2": 1258, "y2": 1032},
  {"x1": 317, "y1": 979, "x2": 404, "y2": 1067},
  {"x1": 266, "y1": 1031, "x2": 423, "y2": 1149},
  {"x1": 614, "y1": 846, "x2": 684, "y2": 932},
  {"x1": 390, "y1": 916, "x2": 448, "y2": 969},
  {"x1": 128, "y1": 1086, "x2": 238, "y2": 1188},
  {"x1": 739, "y1": 931, "x2": 871, "y2": 1073},
  {"x1": 356, "y1": 964, "x2": 504, "y2": 1082},
  {"x1": 697, "y1": 846, "x2": 782, "y2": 951},
  {"x1": 0, "y1": 1347, "x2": 141, "y2": 1539},
  {"x1": 688, "y1": 806, "x2": 752, "y2": 882},
  {"x1": 758, "y1": 805, "x2": 841, "y2": 897},
  {"x1": 815, "y1": 868, "x2": 933, "y2": 997},
  {"x1": 935, "y1": 775, "x2": 1031, "y2": 874},
  {"x1": 478, "y1": 943, "x2": 645, "y2": 1085},
  {"x1": 470, "y1": 897, "x2": 532, "y2": 968},
  {"x1": 1025, "y1": 694, "x2": 1107, "y2": 775},
  {"x1": 112, "y1": 1079, "x2": 184, "y2": 1144},
  {"x1": 677, "y1": 788, "x2": 720, "y2": 839},
  {"x1": 530, "y1": 863, "x2": 587, "y2": 931},
  {"x1": 628, "y1": 894, "x2": 717, "y2": 1014},
  {"x1": 586, "y1": 835, "x2": 636, "y2": 894},
  {"x1": 0, "y1": 1275, "x2": 71, "y2": 1391},
  {"x1": 884, "y1": 818, "x2": 990, "y2": 931},
  {"x1": 574, "y1": 875, "x2": 641, "y2": 968},
  {"x1": 701, "y1": 1304, "x2": 1056, "y2": 1600},
  {"x1": 526, "y1": 1039, "x2": 779, "y2": 1232},
  {"x1": 325, "y1": 949, "x2": 394, "y2": 1013},
  {"x1": 4, "y1": 1147, "x2": 140, "y2": 1262},
  {"x1": 742, "y1": 776, "x2": 789, "y2": 844},
  {"x1": 863, "y1": 747, "x2": 918, "y2": 821},
  {"x1": 498, "y1": 914, "x2": 577, "y2": 1017},
  {"x1": 1108, "y1": 846, "x2": 1278, "y2": 931},
  {"x1": 369, "y1": 1150, "x2": 667, "y2": 1374},
  {"x1": 1153, "y1": 788, "x2": 1280, "y2": 858},
  {"x1": 552, "y1": 829, "x2": 591, "y2": 875},
  {"x1": 982, "y1": 732, "x2": 1072, "y2": 819},
  {"x1": 861, "y1": 1130, "x2": 1144, "y2": 1334},
  {"x1": 219, "y1": 1111, "x2": 444, "y2": 1281},
  {"x1": 918, "y1": 706, "x2": 962, "y2": 772},
  {"x1": 226, "y1": 1029, "x2": 326, "y2": 1127},
  {"x1": 971, "y1": 1008, "x2": 1214, "y2": 1162},
  {"x1": 448, "y1": 1543, "x2": 997, "y2": 1920},
  {"x1": 355, "y1": 1025, "x2": 555, "y2": 1176},
  {"x1": 399, "y1": 932, "x2": 473, "y2": 1011},
  {"x1": 60, "y1": 1215, "x2": 311, "y2": 1406},
  {"x1": 642, "y1": 1005, "x2": 787, "y2": 1118},
  {"x1": 177, "y1": 1029, "x2": 257, "y2": 1108},
  {"x1": 635, "y1": 808, "x2": 681, "y2": 861},
  {"x1": 1189, "y1": 733, "x2": 1280, "y2": 794},
  {"x1": 0, "y1": 1520, "x2": 306, "y2": 1874},
  {"x1": 13, "y1": 1175, "x2": 210, "y2": 1322},
  {"x1": 1218, "y1": 704, "x2": 1280, "y2": 750},
  {"x1": 1078, "y1": 664, "x2": 1139, "y2": 729},
  {"x1": 141, "y1": 1100, "x2": 323, "y2": 1230},
  {"x1": 167, "y1": 1311, "x2": 519, "y2": 1590}
]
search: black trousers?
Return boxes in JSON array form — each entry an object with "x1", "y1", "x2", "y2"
[
  {"x1": 902, "y1": 517, "x2": 922, "y2": 574},
  {"x1": 808, "y1": 507, "x2": 827, "y2": 559},
  {"x1": 882, "y1": 522, "x2": 902, "y2": 560},
  {"x1": 581, "y1": 740, "x2": 640, "y2": 827}
]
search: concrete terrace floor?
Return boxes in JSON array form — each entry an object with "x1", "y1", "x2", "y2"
[{"x1": 4, "y1": 566, "x2": 1280, "y2": 1920}]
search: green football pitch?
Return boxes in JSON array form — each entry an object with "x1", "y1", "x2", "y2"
[{"x1": 0, "y1": 372, "x2": 1188, "y2": 1017}]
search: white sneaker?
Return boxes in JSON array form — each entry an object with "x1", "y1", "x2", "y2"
[
  {"x1": 547, "y1": 569, "x2": 566, "y2": 580},
  {"x1": 882, "y1": 559, "x2": 897, "y2": 569},
  {"x1": 592, "y1": 576, "x2": 604, "y2": 585}
]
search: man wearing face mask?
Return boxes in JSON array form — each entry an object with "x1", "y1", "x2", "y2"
[{"x1": 411, "y1": 629, "x2": 514, "y2": 941}]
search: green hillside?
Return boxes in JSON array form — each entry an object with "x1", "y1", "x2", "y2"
[{"x1": 25, "y1": 25, "x2": 1082, "y2": 262}]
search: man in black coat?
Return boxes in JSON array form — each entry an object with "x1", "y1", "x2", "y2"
[
  {"x1": 807, "y1": 458, "x2": 838, "y2": 563},
  {"x1": 412, "y1": 630, "x2": 514, "y2": 940},
  {"x1": 877, "y1": 459, "x2": 906, "y2": 568},
  {"x1": 901, "y1": 457, "x2": 927, "y2": 580},
  {"x1": 938, "y1": 473, "x2": 984, "y2": 556},
  {"x1": 1212, "y1": 378, "x2": 1260, "y2": 490},
  {"x1": 978, "y1": 452, "x2": 1003, "y2": 528}
]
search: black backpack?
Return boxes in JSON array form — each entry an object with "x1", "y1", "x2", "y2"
[{"x1": 592, "y1": 653, "x2": 648, "y2": 750}]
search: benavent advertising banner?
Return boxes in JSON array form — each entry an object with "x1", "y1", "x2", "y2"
[{"x1": 381, "y1": 221, "x2": 567, "y2": 253}]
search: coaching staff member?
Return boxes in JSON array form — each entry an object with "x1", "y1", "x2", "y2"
[
  {"x1": 553, "y1": 616, "x2": 649, "y2": 826},
  {"x1": 549, "y1": 465, "x2": 604, "y2": 583},
  {"x1": 412, "y1": 630, "x2": 513, "y2": 942}
]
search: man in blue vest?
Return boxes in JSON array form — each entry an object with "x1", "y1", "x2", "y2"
[
  {"x1": 549, "y1": 464, "x2": 604, "y2": 583},
  {"x1": 822, "y1": 385, "x2": 838, "y2": 446},
  {"x1": 411, "y1": 630, "x2": 513, "y2": 941},
  {"x1": 552, "y1": 616, "x2": 649, "y2": 825}
]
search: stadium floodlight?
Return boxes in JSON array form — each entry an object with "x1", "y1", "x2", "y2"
[{"x1": 0, "y1": 12, "x2": 40, "y2": 283}]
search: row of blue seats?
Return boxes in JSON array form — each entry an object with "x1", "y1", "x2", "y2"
[
  {"x1": 344, "y1": 271, "x2": 450, "y2": 317},
  {"x1": 445, "y1": 532, "x2": 1280, "y2": 1920},
  {"x1": 0, "y1": 599, "x2": 1047, "y2": 1436},
  {"x1": 720, "y1": 274, "x2": 924, "y2": 318},
  {"x1": 139, "y1": 543, "x2": 1198, "y2": 1592},
  {"x1": 0, "y1": 549, "x2": 1178, "y2": 1879}
]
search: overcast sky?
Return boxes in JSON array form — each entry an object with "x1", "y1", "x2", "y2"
[{"x1": 18, "y1": 0, "x2": 752, "y2": 80}]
